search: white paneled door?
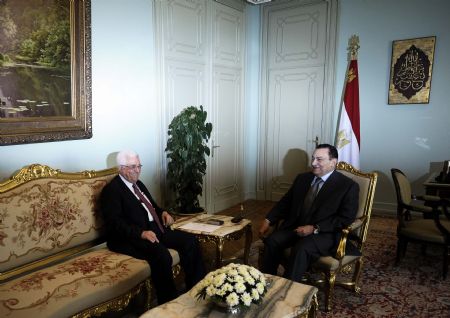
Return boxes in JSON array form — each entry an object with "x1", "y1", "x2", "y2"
[
  {"x1": 258, "y1": 0, "x2": 337, "y2": 201},
  {"x1": 209, "y1": 2, "x2": 244, "y2": 213},
  {"x1": 156, "y1": 0, "x2": 244, "y2": 213}
]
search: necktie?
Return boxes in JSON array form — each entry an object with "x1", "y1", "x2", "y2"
[
  {"x1": 303, "y1": 177, "x2": 323, "y2": 215},
  {"x1": 132, "y1": 183, "x2": 165, "y2": 233}
]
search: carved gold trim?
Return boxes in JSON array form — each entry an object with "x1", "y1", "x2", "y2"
[
  {"x1": 71, "y1": 263, "x2": 180, "y2": 317},
  {"x1": 189, "y1": 223, "x2": 252, "y2": 268},
  {"x1": 348, "y1": 35, "x2": 360, "y2": 61},
  {"x1": 337, "y1": 161, "x2": 377, "y2": 245},
  {"x1": 172, "y1": 264, "x2": 181, "y2": 278},
  {"x1": 0, "y1": 163, "x2": 118, "y2": 193},
  {"x1": 341, "y1": 263, "x2": 354, "y2": 275},
  {"x1": 0, "y1": 240, "x2": 105, "y2": 282},
  {"x1": 71, "y1": 278, "x2": 151, "y2": 318}
]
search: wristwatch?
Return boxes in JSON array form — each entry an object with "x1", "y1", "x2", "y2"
[{"x1": 313, "y1": 225, "x2": 320, "y2": 235}]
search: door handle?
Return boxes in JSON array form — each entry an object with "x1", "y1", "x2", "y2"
[
  {"x1": 212, "y1": 141, "x2": 220, "y2": 157},
  {"x1": 312, "y1": 136, "x2": 319, "y2": 147}
]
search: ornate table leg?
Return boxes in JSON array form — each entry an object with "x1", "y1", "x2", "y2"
[
  {"x1": 243, "y1": 224, "x2": 253, "y2": 265},
  {"x1": 215, "y1": 237, "x2": 225, "y2": 268}
]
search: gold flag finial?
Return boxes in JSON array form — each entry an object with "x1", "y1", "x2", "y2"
[{"x1": 348, "y1": 35, "x2": 360, "y2": 61}]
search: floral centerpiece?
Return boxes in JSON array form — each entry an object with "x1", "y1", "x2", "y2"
[{"x1": 195, "y1": 263, "x2": 267, "y2": 312}]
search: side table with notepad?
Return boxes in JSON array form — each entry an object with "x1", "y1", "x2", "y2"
[
  {"x1": 139, "y1": 274, "x2": 318, "y2": 318},
  {"x1": 172, "y1": 214, "x2": 252, "y2": 269}
]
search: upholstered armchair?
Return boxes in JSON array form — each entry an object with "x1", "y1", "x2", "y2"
[
  {"x1": 391, "y1": 168, "x2": 450, "y2": 279},
  {"x1": 309, "y1": 162, "x2": 377, "y2": 311},
  {"x1": 258, "y1": 162, "x2": 377, "y2": 311}
]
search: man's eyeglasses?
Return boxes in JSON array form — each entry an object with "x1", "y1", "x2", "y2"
[{"x1": 121, "y1": 164, "x2": 143, "y2": 170}]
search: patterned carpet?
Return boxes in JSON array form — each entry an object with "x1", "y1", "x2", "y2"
[
  {"x1": 316, "y1": 216, "x2": 450, "y2": 318},
  {"x1": 241, "y1": 214, "x2": 450, "y2": 317}
]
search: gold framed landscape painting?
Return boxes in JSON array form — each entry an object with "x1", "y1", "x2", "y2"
[
  {"x1": 0, "y1": 0, "x2": 91, "y2": 145},
  {"x1": 388, "y1": 36, "x2": 436, "y2": 105}
]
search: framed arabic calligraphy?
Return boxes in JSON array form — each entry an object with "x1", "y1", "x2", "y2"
[{"x1": 388, "y1": 36, "x2": 436, "y2": 104}]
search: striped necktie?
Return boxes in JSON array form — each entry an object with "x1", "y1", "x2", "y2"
[
  {"x1": 132, "y1": 183, "x2": 165, "y2": 233},
  {"x1": 303, "y1": 177, "x2": 323, "y2": 214}
]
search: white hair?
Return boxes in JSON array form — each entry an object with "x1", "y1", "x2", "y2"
[{"x1": 116, "y1": 150, "x2": 139, "y2": 166}]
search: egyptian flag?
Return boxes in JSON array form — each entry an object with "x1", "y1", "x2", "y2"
[{"x1": 336, "y1": 59, "x2": 360, "y2": 169}]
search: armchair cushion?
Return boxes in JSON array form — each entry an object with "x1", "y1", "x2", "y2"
[{"x1": 313, "y1": 254, "x2": 361, "y2": 271}]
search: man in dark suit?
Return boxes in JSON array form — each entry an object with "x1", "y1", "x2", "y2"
[
  {"x1": 259, "y1": 144, "x2": 359, "y2": 281},
  {"x1": 100, "y1": 150, "x2": 206, "y2": 304}
]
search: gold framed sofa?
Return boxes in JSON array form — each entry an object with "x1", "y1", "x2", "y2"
[{"x1": 0, "y1": 164, "x2": 180, "y2": 318}]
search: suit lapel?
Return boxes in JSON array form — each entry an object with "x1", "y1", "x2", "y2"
[
  {"x1": 296, "y1": 173, "x2": 315, "y2": 216},
  {"x1": 115, "y1": 176, "x2": 144, "y2": 210},
  {"x1": 309, "y1": 171, "x2": 340, "y2": 211}
]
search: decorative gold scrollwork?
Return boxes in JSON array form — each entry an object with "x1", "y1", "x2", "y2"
[
  {"x1": 13, "y1": 164, "x2": 60, "y2": 182},
  {"x1": 71, "y1": 279, "x2": 149, "y2": 318},
  {"x1": 340, "y1": 264, "x2": 354, "y2": 275}
]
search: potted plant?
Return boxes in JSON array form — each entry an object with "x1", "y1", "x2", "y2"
[{"x1": 165, "y1": 105, "x2": 213, "y2": 214}]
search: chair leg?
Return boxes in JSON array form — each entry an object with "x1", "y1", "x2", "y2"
[
  {"x1": 351, "y1": 258, "x2": 363, "y2": 293},
  {"x1": 443, "y1": 246, "x2": 449, "y2": 280},
  {"x1": 144, "y1": 278, "x2": 153, "y2": 311},
  {"x1": 324, "y1": 272, "x2": 336, "y2": 312}
]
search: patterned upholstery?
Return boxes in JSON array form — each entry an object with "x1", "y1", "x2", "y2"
[
  {"x1": 0, "y1": 164, "x2": 180, "y2": 317},
  {"x1": 1, "y1": 249, "x2": 149, "y2": 318}
]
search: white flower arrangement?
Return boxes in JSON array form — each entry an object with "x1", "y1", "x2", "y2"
[{"x1": 196, "y1": 263, "x2": 267, "y2": 308}]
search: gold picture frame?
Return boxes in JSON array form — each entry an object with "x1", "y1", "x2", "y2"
[
  {"x1": 0, "y1": 0, "x2": 91, "y2": 145},
  {"x1": 388, "y1": 36, "x2": 436, "y2": 105}
]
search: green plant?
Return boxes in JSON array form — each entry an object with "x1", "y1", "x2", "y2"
[{"x1": 165, "y1": 105, "x2": 213, "y2": 213}]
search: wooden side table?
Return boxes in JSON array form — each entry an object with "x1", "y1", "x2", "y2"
[
  {"x1": 172, "y1": 214, "x2": 252, "y2": 269},
  {"x1": 140, "y1": 274, "x2": 318, "y2": 318}
]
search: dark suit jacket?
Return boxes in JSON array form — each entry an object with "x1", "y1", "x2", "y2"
[
  {"x1": 266, "y1": 170, "x2": 359, "y2": 254},
  {"x1": 100, "y1": 175, "x2": 164, "y2": 251}
]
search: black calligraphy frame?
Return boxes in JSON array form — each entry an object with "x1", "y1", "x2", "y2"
[
  {"x1": 0, "y1": 0, "x2": 91, "y2": 145},
  {"x1": 388, "y1": 36, "x2": 436, "y2": 105}
]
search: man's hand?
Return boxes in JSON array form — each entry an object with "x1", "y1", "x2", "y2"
[
  {"x1": 161, "y1": 211, "x2": 174, "y2": 227},
  {"x1": 258, "y1": 219, "x2": 271, "y2": 239},
  {"x1": 295, "y1": 225, "x2": 314, "y2": 237},
  {"x1": 141, "y1": 230, "x2": 159, "y2": 243}
]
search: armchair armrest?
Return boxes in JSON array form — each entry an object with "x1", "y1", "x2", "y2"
[
  {"x1": 335, "y1": 216, "x2": 367, "y2": 260},
  {"x1": 420, "y1": 194, "x2": 441, "y2": 202},
  {"x1": 405, "y1": 197, "x2": 448, "y2": 217}
]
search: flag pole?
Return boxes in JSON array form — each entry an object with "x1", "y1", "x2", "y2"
[
  {"x1": 335, "y1": 35, "x2": 361, "y2": 168},
  {"x1": 335, "y1": 36, "x2": 359, "y2": 140}
]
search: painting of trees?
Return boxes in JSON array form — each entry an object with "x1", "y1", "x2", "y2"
[{"x1": 0, "y1": 0, "x2": 70, "y2": 68}]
